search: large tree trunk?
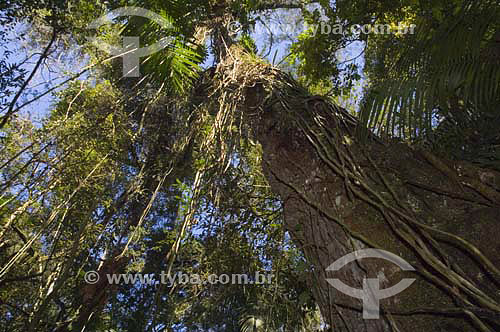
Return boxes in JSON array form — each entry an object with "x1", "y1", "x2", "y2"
[{"x1": 213, "y1": 45, "x2": 500, "y2": 331}]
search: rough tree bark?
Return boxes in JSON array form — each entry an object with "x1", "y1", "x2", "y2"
[{"x1": 212, "y1": 44, "x2": 500, "y2": 331}]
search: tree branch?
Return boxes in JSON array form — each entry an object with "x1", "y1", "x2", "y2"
[{"x1": 0, "y1": 28, "x2": 57, "y2": 129}]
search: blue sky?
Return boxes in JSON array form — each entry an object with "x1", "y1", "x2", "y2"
[{"x1": 2, "y1": 4, "x2": 367, "y2": 127}]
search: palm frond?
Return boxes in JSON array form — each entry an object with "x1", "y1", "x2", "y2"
[
  {"x1": 239, "y1": 316, "x2": 265, "y2": 332},
  {"x1": 361, "y1": 0, "x2": 500, "y2": 139},
  {"x1": 123, "y1": 7, "x2": 203, "y2": 93}
]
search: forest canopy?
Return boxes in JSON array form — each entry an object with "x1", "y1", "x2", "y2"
[{"x1": 0, "y1": 1, "x2": 499, "y2": 331}]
